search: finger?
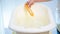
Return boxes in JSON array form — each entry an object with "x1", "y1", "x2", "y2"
[
  {"x1": 27, "y1": 0, "x2": 30, "y2": 4},
  {"x1": 28, "y1": 0, "x2": 34, "y2": 7}
]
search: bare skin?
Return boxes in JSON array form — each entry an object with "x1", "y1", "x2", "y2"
[{"x1": 27, "y1": 0, "x2": 50, "y2": 7}]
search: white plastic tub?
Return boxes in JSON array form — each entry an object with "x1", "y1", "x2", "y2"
[{"x1": 9, "y1": 3, "x2": 56, "y2": 33}]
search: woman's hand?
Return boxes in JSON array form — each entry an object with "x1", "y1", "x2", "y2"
[{"x1": 27, "y1": 0, "x2": 50, "y2": 7}]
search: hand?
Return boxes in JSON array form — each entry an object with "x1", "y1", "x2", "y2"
[{"x1": 27, "y1": 0, "x2": 50, "y2": 7}]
